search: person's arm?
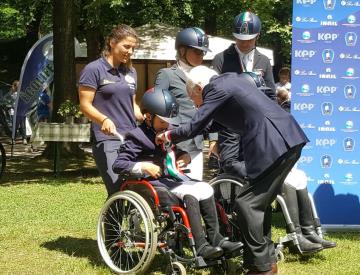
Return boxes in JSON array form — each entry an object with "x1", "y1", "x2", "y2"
[
  {"x1": 112, "y1": 136, "x2": 162, "y2": 178},
  {"x1": 154, "y1": 69, "x2": 170, "y2": 89},
  {"x1": 78, "y1": 86, "x2": 116, "y2": 135},
  {"x1": 211, "y1": 53, "x2": 223, "y2": 74},
  {"x1": 158, "y1": 84, "x2": 229, "y2": 144},
  {"x1": 133, "y1": 94, "x2": 143, "y2": 122},
  {"x1": 263, "y1": 58, "x2": 276, "y2": 94}
]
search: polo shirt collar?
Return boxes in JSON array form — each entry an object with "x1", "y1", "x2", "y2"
[{"x1": 100, "y1": 57, "x2": 127, "y2": 74}]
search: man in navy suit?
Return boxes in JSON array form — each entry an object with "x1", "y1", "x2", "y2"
[{"x1": 156, "y1": 65, "x2": 309, "y2": 275}]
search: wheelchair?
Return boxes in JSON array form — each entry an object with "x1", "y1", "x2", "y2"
[
  {"x1": 209, "y1": 173, "x2": 324, "y2": 260},
  {"x1": 97, "y1": 177, "x2": 232, "y2": 275}
]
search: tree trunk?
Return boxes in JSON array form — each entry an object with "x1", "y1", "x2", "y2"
[
  {"x1": 53, "y1": 0, "x2": 77, "y2": 121},
  {"x1": 85, "y1": 27, "x2": 103, "y2": 62},
  {"x1": 50, "y1": 0, "x2": 85, "y2": 159}
]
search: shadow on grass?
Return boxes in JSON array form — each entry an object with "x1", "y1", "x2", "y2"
[
  {"x1": 41, "y1": 236, "x2": 106, "y2": 268},
  {"x1": 1, "y1": 151, "x2": 101, "y2": 185}
]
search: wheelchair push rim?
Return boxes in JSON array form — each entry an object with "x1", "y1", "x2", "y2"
[{"x1": 97, "y1": 190, "x2": 157, "y2": 274}]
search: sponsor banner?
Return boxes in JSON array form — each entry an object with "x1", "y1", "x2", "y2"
[
  {"x1": 292, "y1": 0, "x2": 360, "y2": 225},
  {"x1": 12, "y1": 34, "x2": 54, "y2": 139}
]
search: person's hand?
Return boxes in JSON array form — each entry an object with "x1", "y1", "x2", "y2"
[
  {"x1": 101, "y1": 117, "x2": 116, "y2": 135},
  {"x1": 176, "y1": 153, "x2": 191, "y2": 168},
  {"x1": 141, "y1": 163, "x2": 162, "y2": 179},
  {"x1": 155, "y1": 132, "x2": 166, "y2": 145},
  {"x1": 208, "y1": 141, "x2": 219, "y2": 158}
]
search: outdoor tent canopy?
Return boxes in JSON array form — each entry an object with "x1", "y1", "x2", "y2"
[{"x1": 75, "y1": 23, "x2": 274, "y2": 97}]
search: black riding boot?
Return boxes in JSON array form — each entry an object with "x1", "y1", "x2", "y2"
[
  {"x1": 199, "y1": 195, "x2": 243, "y2": 256},
  {"x1": 183, "y1": 195, "x2": 223, "y2": 260},
  {"x1": 297, "y1": 188, "x2": 336, "y2": 249},
  {"x1": 282, "y1": 184, "x2": 323, "y2": 254}
]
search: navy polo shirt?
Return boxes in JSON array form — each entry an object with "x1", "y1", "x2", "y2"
[{"x1": 79, "y1": 57, "x2": 137, "y2": 142}]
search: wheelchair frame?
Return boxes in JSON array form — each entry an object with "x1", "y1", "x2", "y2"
[
  {"x1": 97, "y1": 178, "x2": 228, "y2": 275},
  {"x1": 209, "y1": 173, "x2": 324, "y2": 259}
]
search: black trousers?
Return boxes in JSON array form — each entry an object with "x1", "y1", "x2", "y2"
[{"x1": 234, "y1": 144, "x2": 304, "y2": 272}]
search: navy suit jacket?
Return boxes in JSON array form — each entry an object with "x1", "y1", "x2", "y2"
[
  {"x1": 211, "y1": 44, "x2": 276, "y2": 93},
  {"x1": 169, "y1": 73, "x2": 309, "y2": 179},
  {"x1": 112, "y1": 123, "x2": 188, "y2": 188}
]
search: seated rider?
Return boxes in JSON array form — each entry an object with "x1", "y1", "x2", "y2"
[{"x1": 112, "y1": 87, "x2": 243, "y2": 260}]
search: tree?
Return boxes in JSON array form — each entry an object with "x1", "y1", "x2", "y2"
[{"x1": 52, "y1": 0, "x2": 76, "y2": 122}]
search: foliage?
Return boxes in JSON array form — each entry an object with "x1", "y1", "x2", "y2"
[
  {"x1": 1, "y1": 0, "x2": 293, "y2": 69},
  {"x1": 0, "y1": 0, "x2": 52, "y2": 39},
  {"x1": 0, "y1": 4, "x2": 25, "y2": 39},
  {"x1": 57, "y1": 100, "x2": 82, "y2": 118}
]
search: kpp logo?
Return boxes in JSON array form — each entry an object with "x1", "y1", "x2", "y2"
[
  {"x1": 299, "y1": 156, "x2": 314, "y2": 164},
  {"x1": 293, "y1": 103, "x2": 315, "y2": 112},
  {"x1": 318, "y1": 32, "x2": 338, "y2": 42},
  {"x1": 294, "y1": 50, "x2": 316, "y2": 59},
  {"x1": 315, "y1": 138, "x2": 336, "y2": 147},
  {"x1": 317, "y1": 86, "x2": 337, "y2": 94}
]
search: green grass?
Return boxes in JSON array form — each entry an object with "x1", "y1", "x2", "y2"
[{"x1": 1, "y1": 153, "x2": 360, "y2": 274}]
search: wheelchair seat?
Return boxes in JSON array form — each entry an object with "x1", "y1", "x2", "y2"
[{"x1": 121, "y1": 179, "x2": 181, "y2": 210}]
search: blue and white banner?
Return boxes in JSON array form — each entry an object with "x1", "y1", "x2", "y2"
[
  {"x1": 12, "y1": 33, "x2": 54, "y2": 139},
  {"x1": 292, "y1": 0, "x2": 360, "y2": 225}
]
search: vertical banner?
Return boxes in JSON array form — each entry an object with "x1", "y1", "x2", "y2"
[
  {"x1": 292, "y1": 0, "x2": 360, "y2": 226},
  {"x1": 12, "y1": 33, "x2": 54, "y2": 140}
]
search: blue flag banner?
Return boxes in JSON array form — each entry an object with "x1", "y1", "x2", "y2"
[
  {"x1": 12, "y1": 33, "x2": 54, "y2": 140},
  {"x1": 292, "y1": 0, "x2": 360, "y2": 226}
]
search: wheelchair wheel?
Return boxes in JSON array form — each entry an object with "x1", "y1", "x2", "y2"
[
  {"x1": 0, "y1": 142, "x2": 5, "y2": 181},
  {"x1": 166, "y1": 261, "x2": 186, "y2": 275},
  {"x1": 209, "y1": 174, "x2": 245, "y2": 242},
  {"x1": 97, "y1": 190, "x2": 158, "y2": 274}
]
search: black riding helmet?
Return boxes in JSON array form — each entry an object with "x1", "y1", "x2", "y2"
[
  {"x1": 141, "y1": 87, "x2": 180, "y2": 125},
  {"x1": 233, "y1": 11, "x2": 261, "y2": 40},
  {"x1": 175, "y1": 27, "x2": 211, "y2": 53},
  {"x1": 242, "y1": 72, "x2": 275, "y2": 100}
]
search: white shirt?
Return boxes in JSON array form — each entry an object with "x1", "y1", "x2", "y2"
[{"x1": 235, "y1": 45, "x2": 255, "y2": 72}]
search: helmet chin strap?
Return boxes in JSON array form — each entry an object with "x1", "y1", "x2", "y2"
[
  {"x1": 145, "y1": 114, "x2": 157, "y2": 134},
  {"x1": 179, "y1": 48, "x2": 195, "y2": 69}
]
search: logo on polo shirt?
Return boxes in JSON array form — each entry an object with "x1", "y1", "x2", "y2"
[
  {"x1": 101, "y1": 79, "x2": 116, "y2": 85},
  {"x1": 125, "y1": 74, "x2": 135, "y2": 84},
  {"x1": 125, "y1": 74, "x2": 136, "y2": 90}
]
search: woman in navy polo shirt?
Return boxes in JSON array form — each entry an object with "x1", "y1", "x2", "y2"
[{"x1": 79, "y1": 24, "x2": 143, "y2": 197}]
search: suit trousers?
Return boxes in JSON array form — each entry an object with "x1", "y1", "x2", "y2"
[{"x1": 234, "y1": 144, "x2": 303, "y2": 272}]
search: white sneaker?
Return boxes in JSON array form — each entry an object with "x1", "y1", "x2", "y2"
[{"x1": 23, "y1": 139, "x2": 28, "y2": 145}]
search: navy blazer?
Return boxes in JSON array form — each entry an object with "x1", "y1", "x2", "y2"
[
  {"x1": 112, "y1": 123, "x2": 188, "y2": 188},
  {"x1": 169, "y1": 73, "x2": 309, "y2": 179},
  {"x1": 211, "y1": 44, "x2": 276, "y2": 93}
]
